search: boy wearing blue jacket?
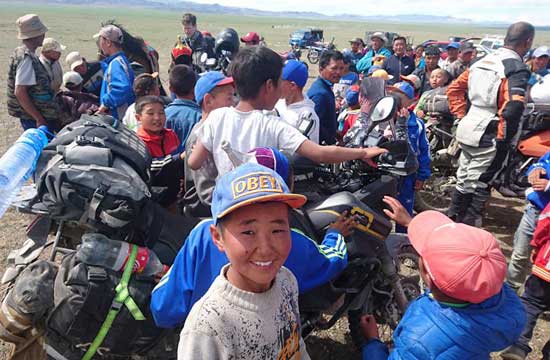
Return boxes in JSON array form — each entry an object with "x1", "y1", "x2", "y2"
[
  {"x1": 388, "y1": 82, "x2": 431, "y2": 233},
  {"x1": 95, "y1": 25, "x2": 135, "y2": 120},
  {"x1": 151, "y1": 148, "x2": 353, "y2": 328},
  {"x1": 362, "y1": 199, "x2": 526, "y2": 359},
  {"x1": 507, "y1": 151, "x2": 550, "y2": 292}
]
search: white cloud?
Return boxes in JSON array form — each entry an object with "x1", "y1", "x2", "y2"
[{"x1": 189, "y1": 0, "x2": 550, "y2": 25}]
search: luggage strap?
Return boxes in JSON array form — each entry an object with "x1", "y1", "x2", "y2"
[{"x1": 81, "y1": 244, "x2": 145, "y2": 360}]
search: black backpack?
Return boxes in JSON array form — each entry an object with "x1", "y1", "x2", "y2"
[
  {"x1": 31, "y1": 114, "x2": 153, "y2": 243},
  {"x1": 45, "y1": 252, "x2": 178, "y2": 359}
]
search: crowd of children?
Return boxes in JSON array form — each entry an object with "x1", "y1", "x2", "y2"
[{"x1": 7, "y1": 12, "x2": 550, "y2": 360}]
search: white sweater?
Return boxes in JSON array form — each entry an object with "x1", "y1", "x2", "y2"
[{"x1": 178, "y1": 265, "x2": 310, "y2": 360}]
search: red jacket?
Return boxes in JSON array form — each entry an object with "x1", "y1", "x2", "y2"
[
  {"x1": 137, "y1": 127, "x2": 181, "y2": 158},
  {"x1": 531, "y1": 202, "x2": 550, "y2": 282}
]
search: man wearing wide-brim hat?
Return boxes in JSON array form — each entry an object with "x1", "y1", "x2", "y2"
[
  {"x1": 356, "y1": 32, "x2": 392, "y2": 75},
  {"x1": 39, "y1": 38, "x2": 66, "y2": 93},
  {"x1": 7, "y1": 14, "x2": 59, "y2": 130}
]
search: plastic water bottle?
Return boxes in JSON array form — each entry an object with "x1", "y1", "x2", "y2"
[
  {"x1": 0, "y1": 127, "x2": 49, "y2": 218},
  {"x1": 221, "y1": 141, "x2": 256, "y2": 168},
  {"x1": 76, "y1": 233, "x2": 168, "y2": 277}
]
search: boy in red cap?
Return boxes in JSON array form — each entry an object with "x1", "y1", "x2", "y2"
[{"x1": 361, "y1": 199, "x2": 526, "y2": 359}]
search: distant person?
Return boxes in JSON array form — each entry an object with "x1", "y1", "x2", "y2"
[
  {"x1": 65, "y1": 51, "x2": 103, "y2": 96},
  {"x1": 39, "y1": 37, "x2": 65, "y2": 93},
  {"x1": 180, "y1": 13, "x2": 212, "y2": 57},
  {"x1": 447, "y1": 42, "x2": 476, "y2": 80},
  {"x1": 414, "y1": 68, "x2": 452, "y2": 122},
  {"x1": 413, "y1": 45, "x2": 441, "y2": 95},
  {"x1": 240, "y1": 32, "x2": 261, "y2": 46},
  {"x1": 7, "y1": 14, "x2": 59, "y2": 130},
  {"x1": 356, "y1": 32, "x2": 392, "y2": 74},
  {"x1": 334, "y1": 51, "x2": 359, "y2": 113},
  {"x1": 94, "y1": 24, "x2": 135, "y2": 120},
  {"x1": 382, "y1": 36, "x2": 415, "y2": 85},
  {"x1": 348, "y1": 37, "x2": 366, "y2": 70},
  {"x1": 527, "y1": 46, "x2": 550, "y2": 85},
  {"x1": 337, "y1": 85, "x2": 361, "y2": 138},
  {"x1": 446, "y1": 22, "x2": 534, "y2": 227},
  {"x1": 307, "y1": 50, "x2": 344, "y2": 145},
  {"x1": 440, "y1": 42, "x2": 459, "y2": 72},
  {"x1": 165, "y1": 64, "x2": 201, "y2": 146},
  {"x1": 414, "y1": 44, "x2": 425, "y2": 70},
  {"x1": 169, "y1": 38, "x2": 193, "y2": 73},
  {"x1": 276, "y1": 60, "x2": 320, "y2": 143},
  {"x1": 55, "y1": 71, "x2": 99, "y2": 126},
  {"x1": 406, "y1": 44, "x2": 415, "y2": 59},
  {"x1": 123, "y1": 72, "x2": 162, "y2": 132}
]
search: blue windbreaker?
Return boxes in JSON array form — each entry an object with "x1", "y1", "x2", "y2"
[
  {"x1": 362, "y1": 284, "x2": 526, "y2": 359},
  {"x1": 150, "y1": 219, "x2": 348, "y2": 328},
  {"x1": 100, "y1": 51, "x2": 135, "y2": 120},
  {"x1": 525, "y1": 151, "x2": 550, "y2": 210},
  {"x1": 165, "y1": 98, "x2": 202, "y2": 146}
]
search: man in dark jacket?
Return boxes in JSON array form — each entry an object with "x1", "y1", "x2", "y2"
[
  {"x1": 382, "y1": 36, "x2": 415, "y2": 85},
  {"x1": 412, "y1": 45, "x2": 441, "y2": 96},
  {"x1": 307, "y1": 50, "x2": 344, "y2": 145}
]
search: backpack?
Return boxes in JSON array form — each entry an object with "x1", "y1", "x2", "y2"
[
  {"x1": 45, "y1": 252, "x2": 177, "y2": 359},
  {"x1": 31, "y1": 114, "x2": 153, "y2": 244}
]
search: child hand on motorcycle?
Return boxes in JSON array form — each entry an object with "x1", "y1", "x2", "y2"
[
  {"x1": 382, "y1": 196, "x2": 412, "y2": 228},
  {"x1": 528, "y1": 168, "x2": 549, "y2": 191},
  {"x1": 329, "y1": 211, "x2": 358, "y2": 237},
  {"x1": 360, "y1": 314, "x2": 379, "y2": 340}
]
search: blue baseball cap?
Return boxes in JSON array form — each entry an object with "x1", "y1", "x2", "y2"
[
  {"x1": 282, "y1": 60, "x2": 308, "y2": 88},
  {"x1": 446, "y1": 42, "x2": 460, "y2": 50},
  {"x1": 345, "y1": 85, "x2": 360, "y2": 106},
  {"x1": 211, "y1": 163, "x2": 307, "y2": 224},
  {"x1": 194, "y1": 71, "x2": 234, "y2": 105},
  {"x1": 392, "y1": 82, "x2": 415, "y2": 100}
]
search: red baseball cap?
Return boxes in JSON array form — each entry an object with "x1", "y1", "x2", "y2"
[
  {"x1": 408, "y1": 211, "x2": 506, "y2": 303},
  {"x1": 171, "y1": 45, "x2": 192, "y2": 60},
  {"x1": 240, "y1": 32, "x2": 260, "y2": 44}
]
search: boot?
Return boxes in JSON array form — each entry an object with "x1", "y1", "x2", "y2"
[
  {"x1": 462, "y1": 189, "x2": 490, "y2": 227},
  {"x1": 447, "y1": 189, "x2": 472, "y2": 223}
]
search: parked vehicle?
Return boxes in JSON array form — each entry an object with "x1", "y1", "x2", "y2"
[
  {"x1": 478, "y1": 35, "x2": 504, "y2": 51},
  {"x1": 289, "y1": 28, "x2": 324, "y2": 48},
  {"x1": 305, "y1": 37, "x2": 336, "y2": 64}
]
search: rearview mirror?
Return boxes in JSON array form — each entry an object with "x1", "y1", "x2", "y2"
[{"x1": 370, "y1": 96, "x2": 397, "y2": 123}]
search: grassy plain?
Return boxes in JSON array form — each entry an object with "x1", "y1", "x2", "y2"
[{"x1": 0, "y1": 3, "x2": 549, "y2": 359}]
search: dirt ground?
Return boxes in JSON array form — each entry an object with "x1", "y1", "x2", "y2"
[{"x1": 0, "y1": 193, "x2": 548, "y2": 359}]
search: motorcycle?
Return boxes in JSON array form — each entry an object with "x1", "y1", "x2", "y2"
[
  {"x1": 294, "y1": 96, "x2": 422, "y2": 347},
  {"x1": 306, "y1": 38, "x2": 336, "y2": 65},
  {"x1": 415, "y1": 112, "x2": 460, "y2": 212},
  {"x1": 416, "y1": 103, "x2": 550, "y2": 213},
  {"x1": 2, "y1": 190, "x2": 198, "y2": 359}
]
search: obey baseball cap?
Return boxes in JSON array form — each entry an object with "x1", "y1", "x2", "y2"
[
  {"x1": 194, "y1": 71, "x2": 234, "y2": 105},
  {"x1": 211, "y1": 163, "x2": 306, "y2": 224},
  {"x1": 408, "y1": 211, "x2": 507, "y2": 303}
]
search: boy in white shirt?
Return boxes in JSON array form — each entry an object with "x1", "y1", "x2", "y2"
[
  {"x1": 187, "y1": 46, "x2": 386, "y2": 179},
  {"x1": 178, "y1": 163, "x2": 310, "y2": 359},
  {"x1": 275, "y1": 60, "x2": 320, "y2": 143}
]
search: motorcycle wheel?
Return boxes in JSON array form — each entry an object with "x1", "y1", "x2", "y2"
[
  {"x1": 348, "y1": 247, "x2": 422, "y2": 348},
  {"x1": 414, "y1": 172, "x2": 456, "y2": 213},
  {"x1": 307, "y1": 49, "x2": 320, "y2": 64}
]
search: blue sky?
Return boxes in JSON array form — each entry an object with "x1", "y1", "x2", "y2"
[{"x1": 187, "y1": 0, "x2": 550, "y2": 25}]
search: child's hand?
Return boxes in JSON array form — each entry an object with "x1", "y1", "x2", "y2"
[
  {"x1": 528, "y1": 168, "x2": 546, "y2": 186},
  {"x1": 362, "y1": 146, "x2": 388, "y2": 161},
  {"x1": 329, "y1": 211, "x2": 358, "y2": 237},
  {"x1": 531, "y1": 248, "x2": 539, "y2": 264},
  {"x1": 414, "y1": 180, "x2": 424, "y2": 190},
  {"x1": 360, "y1": 315, "x2": 379, "y2": 340},
  {"x1": 397, "y1": 107, "x2": 410, "y2": 118},
  {"x1": 416, "y1": 109, "x2": 426, "y2": 119},
  {"x1": 532, "y1": 178, "x2": 549, "y2": 192},
  {"x1": 382, "y1": 196, "x2": 412, "y2": 227}
]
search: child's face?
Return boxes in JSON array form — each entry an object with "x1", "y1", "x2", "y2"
[
  {"x1": 429, "y1": 70, "x2": 447, "y2": 89},
  {"x1": 207, "y1": 84, "x2": 235, "y2": 110},
  {"x1": 211, "y1": 202, "x2": 291, "y2": 293},
  {"x1": 137, "y1": 103, "x2": 166, "y2": 133}
]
